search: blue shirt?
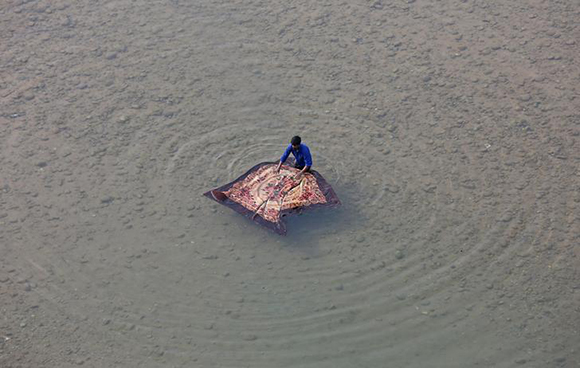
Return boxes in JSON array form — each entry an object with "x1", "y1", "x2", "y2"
[{"x1": 280, "y1": 144, "x2": 313, "y2": 167}]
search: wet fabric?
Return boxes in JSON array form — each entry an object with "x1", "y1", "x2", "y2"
[{"x1": 203, "y1": 162, "x2": 340, "y2": 235}]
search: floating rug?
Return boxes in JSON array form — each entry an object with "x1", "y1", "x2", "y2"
[{"x1": 203, "y1": 162, "x2": 340, "y2": 235}]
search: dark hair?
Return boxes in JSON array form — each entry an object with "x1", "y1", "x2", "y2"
[{"x1": 291, "y1": 136, "x2": 301, "y2": 146}]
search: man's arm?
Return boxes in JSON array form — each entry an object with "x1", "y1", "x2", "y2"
[
  {"x1": 295, "y1": 146, "x2": 312, "y2": 177},
  {"x1": 277, "y1": 145, "x2": 292, "y2": 172},
  {"x1": 304, "y1": 146, "x2": 313, "y2": 167}
]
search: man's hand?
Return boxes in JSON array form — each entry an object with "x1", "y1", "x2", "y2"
[
  {"x1": 275, "y1": 161, "x2": 282, "y2": 173},
  {"x1": 295, "y1": 166, "x2": 310, "y2": 179}
]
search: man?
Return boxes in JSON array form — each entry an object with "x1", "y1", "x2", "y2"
[{"x1": 275, "y1": 136, "x2": 312, "y2": 178}]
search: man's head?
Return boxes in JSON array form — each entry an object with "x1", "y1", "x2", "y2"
[{"x1": 291, "y1": 136, "x2": 301, "y2": 150}]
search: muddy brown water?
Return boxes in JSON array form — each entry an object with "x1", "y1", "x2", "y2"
[{"x1": 1, "y1": 0, "x2": 579, "y2": 367}]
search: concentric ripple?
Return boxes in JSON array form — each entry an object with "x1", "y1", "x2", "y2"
[{"x1": 120, "y1": 112, "x2": 573, "y2": 368}]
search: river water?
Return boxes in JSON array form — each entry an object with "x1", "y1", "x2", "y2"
[{"x1": 0, "y1": 0, "x2": 578, "y2": 367}]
